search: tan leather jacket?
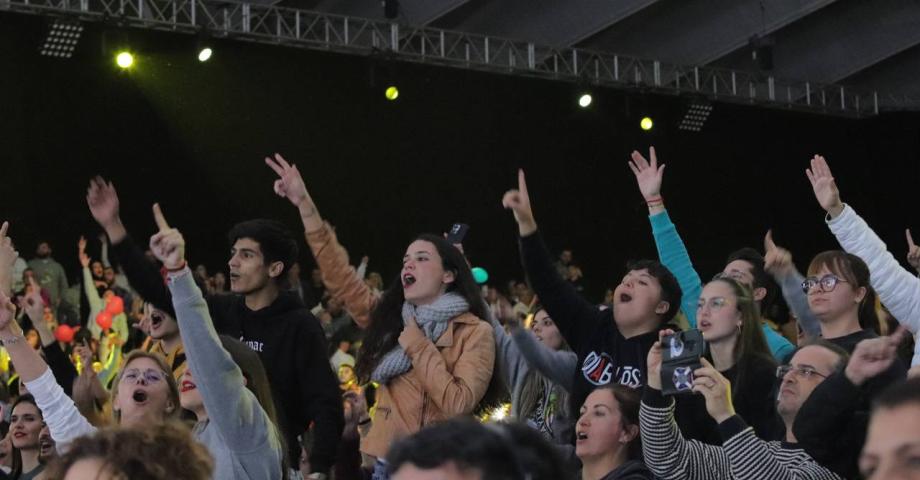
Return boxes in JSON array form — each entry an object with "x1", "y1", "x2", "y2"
[{"x1": 305, "y1": 224, "x2": 495, "y2": 459}]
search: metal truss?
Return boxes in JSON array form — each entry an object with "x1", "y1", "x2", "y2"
[{"x1": 1, "y1": 0, "x2": 890, "y2": 117}]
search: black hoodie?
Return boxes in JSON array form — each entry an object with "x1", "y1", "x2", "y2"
[
  {"x1": 111, "y1": 235, "x2": 343, "y2": 473},
  {"x1": 519, "y1": 232, "x2": 660, "y2": 419},
  {"x1": 599, "y1": 460, "x2": 655, "y2": 480}
]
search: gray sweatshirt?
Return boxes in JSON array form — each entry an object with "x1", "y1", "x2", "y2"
[
  {"x1": 168, "y1": 269, "x2": 284, "y2": 480},
  {"x1": 490, "y1": 314, "x2": 577, "y2": 446}
]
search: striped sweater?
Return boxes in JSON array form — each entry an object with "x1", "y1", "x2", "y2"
[{"x1": 639, "y1": 388, "x2": 842, "y2": 480}]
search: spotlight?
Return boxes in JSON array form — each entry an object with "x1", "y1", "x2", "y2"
[
  {"x1": 640, "y1": 117, "x2": 654, "y2": 131},
  {"x1": 115, "y1": 51, "x2": 134, "y2": 69},
  {"x1": 678, "y1": 103, "x2": 713, "y2": 132},
  {"x1": 385, "y1": 86, "x2": 399, "y2": 101},
  {"x1": 578, "y1": 93, "x2": 593, "y2": 108},
  {"x1": 198, "y1": 47, "x2": 213, "y2": 62}
]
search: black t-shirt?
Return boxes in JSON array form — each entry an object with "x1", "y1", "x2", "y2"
[{"x1": 519, "y1": 232, "x2": 659, "y2": 418}]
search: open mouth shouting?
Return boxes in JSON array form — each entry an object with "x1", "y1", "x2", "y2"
[
  {"x1": 402, "y1": 273, "x2": 416, "y2": 289},
  {"x1": 132, "y1": 389, "x2": 149, "y2": 405},
  {"x1": 576, "y1": 431, "x2": 589, "y2": 442},
  {"x1": 150, "y1": 311, "x2": 164, "y2": 331},
  {"x1": 39, "y1": 435, "x2": 54, "y2": 456},
  {"x1": 618, "y1": 292, "x2": 633, "y2": 304}
]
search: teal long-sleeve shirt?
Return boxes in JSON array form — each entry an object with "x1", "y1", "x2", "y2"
[{"x1": 649, "y1": 211, "x2": 794, "y2": 362}]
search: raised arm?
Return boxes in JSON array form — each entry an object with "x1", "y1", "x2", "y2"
[
  {"x1": 807, "y1": 156, "x2": 920, "y2": 365},
  {"x1": 510, "y1": 324, "x2": 578, "y2": 392},
  {"x1": 763, "y1": 230, "x2": 821, "y2": 338},
  {"x1": 629, "y1": 147, "x2": 703, "y2": 327},
  {"x1": 0, "y1": 223, "x2": 11, "y2": 297},
  {"x1": 87, "y1": 177, "x2": 174, "y2": 315},
  {"x1": 0, "y1": 227, "x2": 96, "y2": 450},
  {"x1": 79, "y1": 237, "x2": 103, "y2": 313},
  {"x1": 266, "y1": 154, "x2": 377, "y2": 327},
  {"x1": 149, "y1": 204, "x2": 279, "y2": 455},
  {"x1": 503, "y1": 169, "x2": 602, "y2": 344},
  {"x1": 24, "y1": 280, "x2": 78, "y2": 397}
]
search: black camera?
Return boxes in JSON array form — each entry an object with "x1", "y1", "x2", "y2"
[{"x1": 660, "y1": 329, "x2": 707, "y2": 396}]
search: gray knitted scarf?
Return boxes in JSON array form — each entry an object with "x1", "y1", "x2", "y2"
[{"x1": 371, "y1": 292, "x2": 470, "y2": 384}]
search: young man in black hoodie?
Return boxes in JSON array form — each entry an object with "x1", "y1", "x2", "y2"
[
  {"x1": 85, "y1": 177, "x2": 343, "y2": 479},
  {"x1": 502, "y1": 170, "x2": 682, "y2": 417}
]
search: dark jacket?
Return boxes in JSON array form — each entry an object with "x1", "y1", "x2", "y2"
[
  {"x1": 599, "y1": 460, "x2": 655, "y2": 480},
  {"x1": 519, "y1": 231, "x2": 659, "y2": 419}
]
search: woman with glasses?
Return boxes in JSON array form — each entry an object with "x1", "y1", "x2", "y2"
[{"x1": 675, "y1": 276, "x2": 778, "y2": 443}]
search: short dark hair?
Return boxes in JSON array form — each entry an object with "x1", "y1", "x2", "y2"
[
  {"x1": 227, "y1": 219, "x2": 299, "y2": 282},
  {"x1": 873, "y1": 377, "x2": 920, "y2": 412},
  {"x1": 791, "y1": 339, "x2": 850, "y2": 373},
  {"x1": 625, "y1": 259, "x2": 682, "y2": 324},
  {"x1": 387, "y1": 418, "x2": 524, "y2": 480},
  {"x1": 726, "y1": 248, "x2": 770, "y2": 290}
]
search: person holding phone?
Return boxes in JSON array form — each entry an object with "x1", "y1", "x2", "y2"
[{"x1": 265, "y1": 154, "x2": 499, "y2": 480}]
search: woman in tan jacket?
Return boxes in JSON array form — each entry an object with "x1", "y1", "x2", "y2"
[{"x1": 265, "y1": 154, "x2": 498, "y2": 480}]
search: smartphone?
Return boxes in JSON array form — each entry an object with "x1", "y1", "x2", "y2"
[
  {"x1": 445, "y1": 223, "x2": 470, "y2": 244},
  {"x1": 660, "y1": 329, "x2": 707, "y2": 396}
]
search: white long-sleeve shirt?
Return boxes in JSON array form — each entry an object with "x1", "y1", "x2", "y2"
[{"x1": 826, "y1": 204, "x2": 920, "y2": 365}]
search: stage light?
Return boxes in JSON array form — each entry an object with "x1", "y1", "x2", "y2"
[
  {"x1": 640, "y1": 116, "x2": 654, "y2": 131},
  {"x1": 116, "y1": 51, "x2": 134, "y2": 69},
  {"x1": 678, "y1": 103, "x2": 713, "y2": 132},
  {"x1": 198, "y1": 47, "x2": 213, "y2": 62},
  {"x1": 385, "y1": 86, "x2": 399, "y2": 101},
  {"x1": 578, "y1": 93, "x2": 593, "y2": 108},
  {"x1": 40, "y1": 20, "x2": 83, "y2": 58}
]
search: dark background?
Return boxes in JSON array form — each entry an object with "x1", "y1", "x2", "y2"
[{"x1": 2, "y1": 12, "x2": 919, "y2": 301}]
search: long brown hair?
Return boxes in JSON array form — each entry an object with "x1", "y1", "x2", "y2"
[
  {"x1": 518, "y1": 308, "x2": 570, "y2": 422},
  {"x1": 707, "y1": 278, "x2": 775, "y2": 396},
  {"x1": 807, "y1": 250, "x2": 881, "y2": 334}
]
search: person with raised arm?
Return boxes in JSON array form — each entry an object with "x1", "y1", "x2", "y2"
[
  {"x1": 149, "y1": 203, "x2": 286, "y2": 479},
  {"x1": 502, "y1": 168, "x2": 682, "y2": 421},
  {"x1": 265, "y1": 154, "x2": 498, "y2": 480},
  {"x1": 640, "y1": 328, "x2": 843, "y2": 480},
  {"x1": 804, "y1": 155, "x2": 920, "y2": 366},
  {"x1": 628, "y1": 146, "x2": 795, "y2": 361},
  {"x1": 86, "y1": 176, "x2": 342, "y2": 478},
  {"x1": 0, "y1": 221, "x2": 182, "y2": 454}
]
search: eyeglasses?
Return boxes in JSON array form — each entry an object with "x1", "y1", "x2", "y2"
[
  {"x1": 801, "y1": 274, "x2": 848, "y2": 294},
  {"x1": 776, "y1": 364, "x2": 828, "y2": 380},
  {"x1": 120, "y1": 368, "x2": 169, "y2": 384},
  {"x1": 697, "y1": 297, "x2": 732, "y2": 312}
]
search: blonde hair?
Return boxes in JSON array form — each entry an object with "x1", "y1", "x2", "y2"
[{"x1": 110, "y1": 350, "x2": 181, "y2": 423}]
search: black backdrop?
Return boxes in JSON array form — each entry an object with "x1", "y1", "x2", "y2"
[{"x1": 2, "y1": 12, "x2": 919, "y2": 301}]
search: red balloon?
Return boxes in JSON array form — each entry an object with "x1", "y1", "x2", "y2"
[
  {"x1": 96, "y1": 311, "x2": 113, "y2": 331},
  {"x1": 105, "y1": 296, "x2": 124, "y2": 315},
  {"x1": 54, "y1": 325, "x2": 75, "y2": 343}
]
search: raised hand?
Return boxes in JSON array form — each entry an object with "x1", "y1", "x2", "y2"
[
  {"x1": 502, "y1": 169, "x2": 538, "y2": 236},
  {"x1": 78, "y1": 236, "x2": 90, "y2": 268},
  {"x1": 646, "y1": 329, "x2": 675, "y2": 391},
  {"x1": 628, "y1": 146, "x2": 666, "y2": 202},
  {"x1": 265, "y1": 153, "x2": 324, "y2": 231},
  {"x1": 763, "y1": 230, "x2": 795, "y2": 276},
  {"x1": 845, "y1": 327, "x2": 909, "y2": 386},
  {"x1": 0, "y1": 223, "x2": 18, "y2": 295},
  {"x1": 805, "y1": 155, "x2": 844, "y2": 217},
  {"x1": 22, "y1": 278, "x2": 45, "y2": 324},
  {"x1": 692, "y1": 358, "x2": 735, "y2": 423},
  {"x1": 86, "y1": 176, "x2": 128, "y2": 243},
  {"x1": 906, "y1": 229, "x2": 920, "y2": 272},
  {"x1": 148, "y1": 204, "x2": 186, "y2": 270}
]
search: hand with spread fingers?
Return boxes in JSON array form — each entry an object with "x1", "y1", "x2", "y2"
[
  {"x1": 265, "y1": 153, "x2": 324, "y2": 233},
  {"x1": 805, "y1": 155, "x2": 844, "y2": 218},
  {"x1": 78, "y1": 236, "x2": 91, "y2": 268},
  {"x1": 86, "y1": 176, "x2": 128, "y2": 243},
  {"x1": 0, "y1": 222, "x2": 18, "y2": 296},
  {"x1": 692, "y1": 357, "x2": 736, "y2": 423},
  {"x1": 628, "y1": 146, "x2": 666, "y2": 212},
  {"x1": 502, "y1": 169, "x2": 538, "y2": 237},
  {"x1": 148, "y1": 204, "x2": 186, "y2": 271}
]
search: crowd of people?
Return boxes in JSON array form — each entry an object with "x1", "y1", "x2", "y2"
[{"x1": 0, "y1": 149, "x2": 916, "y2": 479}]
